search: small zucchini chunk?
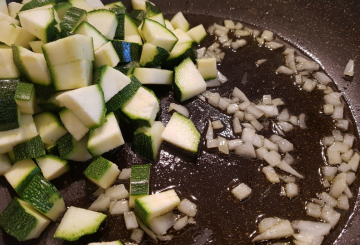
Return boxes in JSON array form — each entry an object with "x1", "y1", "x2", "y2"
[{"x1": 84, "y1": 156, "x2": 120, "y2": 189}]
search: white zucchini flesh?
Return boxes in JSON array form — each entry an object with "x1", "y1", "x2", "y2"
[
  {"x1": 142, "y1": 19, "x2": 178, "y2": 52},
  {"x1": 62, "y1": 134, "x2": 92, "y2": 162},
  {"x1": 15, "y1": 85, "x2": 36, "y2": 115},
  {"x1": 15, "y1": 46, "x2": 52, "y2": 85},
  {"x1": 56, "y1": 85, "x2": 106, "y2": 129},
  {"x1": 124, "y1": 35, "x2": 143, "y2": 45},
  {"x1": 88, "y1": 241, "x2": 123, "y2": 245},
  {"x1": 42, "y1": 34, "x2": 94, "y2": 66},
  {"x1": 132, "y1": 68, "x2": 173, "y2": 85},
  {"x1": 87, "y1": 10, "x2": 118, "y2": 40},
  {"x1": 186, "y1": 24, "x2": 207, "y2": 43},
  {"x1": 0, "y1": 153, "x2": 12, "y2": 175},
  {"x1": 87, "y1": 112, "x2": 125, "y2": 157},
  {"x1": 131, "y1": 0, "x2": 146, "y2": 10},
  {"x1": 96, "y1": 66, "x2": 131, "y2": 102},
  {"x1": 51, "y1": 59, "x2": 93, "y2": 90},
  {"x1": 74, "y1": 21, "x2": 108, "y2": 51},
  {"x1": 54, "y1": 206, "x2": 107, "y2": 241},
  {"x1": 94, "y1": 41, "x2": 120, "y2": 68},
  {"x1": 85, "y1": 0, "x2": 104, "y2": 9},
  {"x1": 4, "y1": 159, "x2": 38, "y2": 190},
  {"x1": 35, "y1": 155, "x2": 69, "y2": 180},
  {"x1": 148, "y1": 12, "x2": 165, "y2": 26},
  {"x1": 29, "y1": 40, "x2": 44, "y2": 53},
  {"x1": 165, "y1": 19, "x2": 174, "y2": 31},
  {"x1": 0, "y1": 21, "x2": 36, "y2": 49},
  {"x1": 161, "y1": 112, "x2": 200, "y2": 154},
  {"x1": 124, "y1": 14, "x2": 140, "y2": 37},
  {"x1": 196, "y1": 58, "x2": 217, "y2": 81},
  {"x1": 0, "y1": 48, "x2": 20, "y2": 79},
  {"x1": 0, "y1": 0, "x2": 8, "y2": 15},
  {"x1": 18, "y1": 7, "x2": 59, "y2": 43},
  {"x1": 172, "y1": 29, "x2": 193, "y2": 44},
  {"x1": 59, "y1": 108, "x2": 89, "y2": 141},
  {"x1": 69, "y1": 0, "x2": 94, "y2": 11},
  {"x1": 33, "y1": 112, "x2": 68, "y2": 146},
  {"x1": 0, "y1": 114, "x2": 38, "y2": 154},
  {"x1": 0, "y1": 11, "x2": 19, "y2": 25},
  {"x1": 170, "y1": 12, "x2": 189, "y2": 31},
  {"x1": 8, "y1": 2, "x2": 23, "y2": 19}
]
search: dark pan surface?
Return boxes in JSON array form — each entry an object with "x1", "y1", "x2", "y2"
[{"x1": 1, "y1": 0, "x2": 360, "y2": 244}]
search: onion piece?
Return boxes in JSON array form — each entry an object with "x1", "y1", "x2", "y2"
[
  {"x1": 264, "y1": 139, "x2": 279, "y2": 152},
  {"x1": 105, "y1": 184, "x2": 129, "y2": 200},
  {"x1": 234, "y1": 111, "x2": 245, "y2": 121},
  {"x1": 258, "y1": 217, "x2": 283, "y2": 233},
  {"x1": 256, "y1": 147, "x2": 268, "y2": 160},
  {"x1": 207, "y1": 25, "x2": 215, "y2": 35},
  {"x1": 174, "y1": 216, "x2": 188, "y2": 230},
  {"x1": 344, "y1": 59, "x2": 354, "y2": 76},
  {"x1": 324, "y1": 104, "x2": 334, "y2": 115},
  {"x1": 228, "y1": 139, "x2": 242, "y2": 150},
  {"x1": 223, "y1": 39, "x2": 232, "y2": 47},
  {"x1": 262, "y1": 95, "x2": 272, "y2": 105},
  {"x1": 256, "y1": 59, "x2": 268, "y2": 66},
  {"x1": 157, "y1": 235, "x2": 173, "y2": 241},
  {"x1": 337, "y1": 194, "x2": 349, "y2": 210},
  {"x1": 214, "y1": 23, "x2": 229, "y2": 33},
  {"x1": 234, "y1": 30, "x2": 251, "y2": 37},
  {"x1": 251, "y1": 120, "x2": 264, "y2": 131},
  {"x1": 88, "y1": 194, "x2": 110, "y2": 212},
  {"x1": 148, "y1": 212, "x2": 176, "y2": 235},
  {"x1": 252, "y1": 220, "x2": 293, "y2": 242},
  {"x1": 93, "y1": 187, "x2": 105, "y2": 197},
  {"x1": 196, "y1": 47, "x2": 206, "y2": 59},
  {"x1": 332, "y1": 129, "x2": 344, "y2": 141},
  {"x1": 313, "y1": 72, "x2": 332, "y2": 85},
  {"x1": 119, "y1": 168, "x2": 131, "y2": 180},
  {"x1": 219, "y1": 97, "x2": 231, "y2": 110},
  {"x1": 263, "y1": 151, "x2": 282, "y2": 166},
  {"x1": 227, "y1": 103, "x2": 239, "y2": 114},
  {"x1": 320, "y1": 205, "x2": 340, "y2": 228},
  {"x1": 299, "y1": 113, "x2": 306, "y2": 129},
  {"x1": 208, "y1": 92, "x2": 220, "y2": 107},
  {"x1": 272, "y1": 98, "x2": 284, "y2": 106},
  {"x1": 124, "y1": 211, "x2": 138, "y2": 230},
  {"x1": 294, "y1": 74, "x2": 303, "y2": 84},
  {"x1": 168, "y1": 103, "x2": 189, "y2": 118},
  {"x1": 306, "y1": 202, "x2": 322, "y2": 218},
  {"x1": 277, "y1": 122, "x2": 294, "y2": 132},
  {"x1": 278, "y1": 109, "x2": 290, "y2": 122},
  {"x1": 348, "y1": 152, "x2": 360, "y2": 172},
  {"x1": 261, "y1": 30, "x2": 274, "y2": 41},
  {"x1": 233, "y1": 117, "x2": 242, "y2": 134},
  {"x1": 296, "y1": 61, "x2": 320, "y2": 71},
  {"x1": 232, "y1": 87, "x2": 249, "y2": 101},
  {"x1": 207, "y1": 139, "x2": 219, "y2": 149},
  {"x1": 322, "y1": 166, "x2": 337, "y2": 181},
  {"x1": 178, "y1": 199, "x2": 198, "y2": 217},
  {"x1": 246, "y1": 105, "x2": 264, "y2": 119},
  {"x1": 206, "y1": 119, "x2": 213, "y2": 140},
  {"x1": 110, "y1": 199, "x2": 129, "y2": 215},
  {"x1": 256, "y1": 37, "x2": 265, "y2": 45},
  {"x1": 303, "y1": 79, "x2": 318, "y2": 92},
  {"x1": 285, "y1": 183, "x2": 298, "y2": 198},
  {"x1": 291, "y1": 220, "x2": 332, "y2": 236},
  {"x1": 262, "y1": 166, "x2": 280, "y2": 183},
  {"x1": 235, "y1": 141, "x2": 256, "y2": 158},
  {"x1": 317, "y1": 192, "x2": 337, "y2": 207},
  {"x1": 252, "y1": 134, "x2": 264, "y2": 148},
  {"x1": 342, "y1": 149, "x2": 354, "y2": 163},
  {"x1": 201, "y1": 90, "x2": 212, "y2": 99},
  {"x1": 231, "y1": 39, "x2": 247, "y2": 49},
  {"x1": 277, "y1": 161, "x2": 303, "y2": 178},
  {"x1": 218, "y1": 136, "x2": 229, "y2": 155},
  {"x1": 207, "y1": 42, "x2": 220, "y2": 51},
  {"x1": 138, "y1": 218, "x2": 158, "y2": 241},
  {"x1": 235, "y1": 22, "x2": 243, "y2": 29},
  {"x1": 217, "y1": 71, "x2": 228, "y2": 83},
  {"x1": 231, "y1": 183, "x2": 252, "y2": 201},
  {"x1": 265, "y1": 41, "x2": 284, "y2": 50},
  {"x1": 224, "y1": 20, "x2": 236, "y2": 29},
  {"x1": 218, "y1": 35, "x2": 229, "y2": 44},
  {"x1": 131, "y1": 228, "x2": 144, "y2": 244},
  {"x1": 255, "y1": 105, "x2": 279, "y2": 117},
  {"x1": 329, "y1": 173, "x2": 347, "y2": 199},
  {"x1": 294, "y1": 232, "x2": 324, "y2": 245},
  {"x1": 252, "y1": 29, "x2": 260, "y2": 37},
  {"x1": 206, "y1": 79, "x2": 221, "y2": 88},
  {"x1": 241, "y1": 128, "x2": 256, "y2": 142},
  {"x1": 283, "y1": 153, "x2": 294, "y2": 165},
  {"x1": 276, "y1": 65, "x2": 295, "y2": 75},
  {"x1": 188, "y1": 217, "x2": 196, "y2": 224}
]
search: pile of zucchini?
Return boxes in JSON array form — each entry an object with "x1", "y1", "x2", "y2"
[{"x1": 0, "y1": 0, "x2": 211, "y2": 242}]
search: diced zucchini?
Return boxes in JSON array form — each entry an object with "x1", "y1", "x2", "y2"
[
  {"x1": 132, "y1": 67, "x2": 173, "y2": 85},
  {"x1": 142, "y1": 18, "x2": 178, "y2": 52},
  {"x1": 133, "y1": 121, "x2": 165, "y2": 161},
  {"x1": 139, "y1": 42, "x2": 169, "y2": 68},
  {"x1": 4, "y1": 159, "x2": 41, "y2": 194},
  {"x1": 129, "y1": 9, "x2": 146, "y2": 26},
  {"x1": 0, "y1": 11, "x2": 19, "y2": 25},
  {"x1": 93, "y1": 65, "x2": 131, "y2": 102},
  {"x1": 104, "y1": 1, "x2": 126, "y2": 9},
  {"x1": 148, "y1": 12, "x2": 165, "y2": 26},
  {"x1": 19, "y1": 0, "x2": 56, "y2": 12},
  {"x1": 8, "y1": 2, "x2": 23, "y2": 19},
  {"x1": 145, "y1": 1, "x2": 160, "y2": 16},
  {"x1": 170, "y1": 12, "x2": 189, "y2": 31},
  {"x1": 33, "y1": 83, "x2": 56, "y2": 100},
  {"x1": 57, "y1": 133, "x2": 92, "y2": 162},
  {"x1": 54, "y1": 206, "x2": 107, "y2": 241},
  {"x1": 74, "y1": 21, "x2": 108, "y2": 51},
  {"x1": 12, "y1": 45, "x2": 52, "y2": 85},
  {"x1": 85, "y1": 0, "x2": 104, "y2": 9},
  {"x1": 164, "y1": 19, "x2": 174, "y2": 31},
  {"x1": 163, "y1": 41, "x2": 196, "y2": 70},
  {"x1": 45, "y1": 143, "x2": 59, "y2": 156},
  {"x1": 196, "y1": 58, "x2": 217, "y2": 81},
  {"x1": 109, "y1": 9, "x2": 124, "y2": 40},
  {"x1": 131, "y1": 0, "x2": 146, "y2": 10},
  {"x1": 84, "y1": 156, "x2": 120, "y2": 189},
  {"x1": 94, "y1": 41, "x2": 120, "y2": 68},
  {"x1": 105, "y1": 74, "x2": 142, "y2": 113},
  {"x1": 0, "y1": 153, "x2": 12, "y2": 175},
  {"x1": 87, "y1": 9, "x2": 118, "y2": 40},
  {"x1": 33, "y1": 111, "x2": 67, "y2": 146},
  {"x1": 186, "y1": 24, "x2": 207, "y2": 43},
  {"x1": 18, "y1": 7, "x2": 60, "y2": 43},
  {"x1": 14, "y1": 82, "x2": 36, "y2": 114},
  {"x1": 0, "y1": 49, "x2": 20, "y2": 79},
  {"x1": 0, "y1": 79, "x2": 20, "y2": 131},
  {"x1": 59, "y1": 6, "x2": 87, "y2": 37},
  {"x1": 50, "y1": 59, "x2": 93, "y2": 91},
  {"x1": 29, "y1": 40, "x2": 44, "y2": 53},
  {"x1": 7, "y1": 150, "x2": 15, "y2": 164},
  {"x1": 121, "y1": 86, "x2": 160, "y2": 128},
  {"x1": 134, "y1": 189, "x2": 180, "y2": 225},
  {"x1": 125, "y1": 13, "x2": 140, "y2": 36},
  {"x1": 0, "y1": 114, "x2": 38, "y2": 154},
  {"x1": 173, "y1": 57, "x2": 206, "y2": 102},
  {"x1": 68, "y1": 0, "x2": 93, "y2": 12},
  {"x1": 115, "y1": 61, "x2": 138, "y2": 75},
  {"x1": 20, "y1": 174, "x2": 65, "y2": 221},
  {"x1": 0, "y1": 0, "x2": 8, "y2": 15},
  {"x1": 38, "y1": 91, "x2": 64, "y2": 112},
  {"x1": 88, "y1": 241, "x2": 123, "y2": 245},
  {"x1": 87, "y1": 112, "x2": 125, "y2": 157},
  {"x1": 56, "y1": 85, "x2": 106, "y2": 129},
  {"x1": 0, "y1": 22, "x2": 36, "y2": 49},
  {"x1": 13, "y1": 135, "x2": 46, "y2": 162},
  {"x1": 0, "y1": 43, "x2": 10, "y2": 49},
  {"x1": 161, "y1": 112, "x2": 200, "y2": 154},
  {"x1": 172, "y1": 28, "x2": 193, "y2": 45},
  {"x1": 124, "y1": 35, "x2": 143, "y2": 45},
  {"x1": 0, "y1": 197, "x2": 50, "y2": 241},
  {"x1": 129, "y1": 164, "x2": 151, "y2": 208},
  {"x1": 36, "y1": 155, "x2": 69, "y2": 180},
  {"x1": 54, "y1": 2, "x2": 72, "y2": 19},
  {"x1": 42, "y1": 34, "x2": 94, "y2": 67},
  {"x1": 112, "y1": 40, "x2": 142, "y2": 63},
  {"x1": 59, "y1": 108, "x2": 89, "y2": 141}
]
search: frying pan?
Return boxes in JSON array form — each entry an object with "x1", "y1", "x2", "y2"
[{"x1": 1, "y1": 0, "x2": 359, "y2": 244}]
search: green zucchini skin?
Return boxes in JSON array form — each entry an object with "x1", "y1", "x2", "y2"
[
  {"x1": 13, "y1": 135, "x2": 46, "y2": 162},
  {"x1": 111, "y1": 40, "x2": 142, "y2": 63},
  {"x1": 114, "y1": 61, "x2": 138, "y2": 75},
  {"x1": 0, "y1": 79, "x2": 19, "y2": 131},
  {"x1": 59, "y1": 7, "x2": 87, "y2": 38}
]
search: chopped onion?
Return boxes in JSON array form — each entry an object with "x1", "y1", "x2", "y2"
[
  {"x1": 119, "y1": 168, "x2": 131, "y2": 180},
  {"x1": 285, "y1": 183, "x2": 298, "y2": 198},
  {"x1": 235, "y1": 22, "x2": 243, "y2": 29},
  {"x1": 223, "y1": 39, "x2": 232, "y2": 47},
  {"x1": 264, "y1": 151, "x2": 282, "y2": 166},
  {"x1": 214, "y1": 23, "x2": 229, "y2": 33},
  {"x1": 277, "y1": 161, "x2": 303, "y2": 178},
  {"x1": 329, "y1": 173, "x2": 347, "y2": 199},
  {"x1": 219, "y1": 97, "x2": 231, "y2": 110},
  {"x1": 234, "y1": 29, "x2": 251, "y2": 37},
  {"x1": 283, "y1": 48, "x2": 295, "y2": 55},
  {"x1": 110, "y1": 199, "x2": 129, "y2": 215},
  {"x1": 303, "y1": 79, "x2": 318, "y2": 92},
  {"x1": 341, "y1": 149, "x2": 354, "y2": 163},
  {"x1": 252, "y1": 29, "x2": 260, "y2": 37},
  {"x1": 332, "y1": 105, "x2": 344, "y2": 119},
  {"x1": 93, "y1": 187, "x2": 105, "y2": 197},
  {"x1": 217, "y1": 71, "x2": 228, "y2": 83},
  {"x1": 105, "y1": 184, "x2": 129, "y2": 200},
  {"x1": 207, "y1": 25, "x2": 215, "y2": 35},
  {"x1": 336, "y1": 119, "x2": 349, "y2": 131},
  {"x1": 251, "y1": 120, "x2": 264, "y2": 131},
  {"x1": 234, "y1": 111, "x2": 245, "y2": 121},
  {"x1": 218, "y1": 35, "x2": 229, "y2": 44},
  {"x1": 324, "y1": 104, "x2": 334, "y2": 115},
  {"x1": 233, "y1": 117, "x2": 242, "y2": 134},
  {"x1": 332, "y1": 129, "x2": 344, "y2": 141},
  {"x1": 138, "y1": 219, "x2": 158, "y2": 241},
  {"x1": 148, "y1": 212, "x2": 176, "y2": 235},
  {"x1": 252, "y1": 220, "x2": 293, "y2": 242},
  {"x1": 242, "y1": 122, "x2": 255, "y2": 130},
  {"x1": 256, "y1": 59, "x2": 268, "y2": 66},
  {"x1": 232, "y1": 87, "x2": 249, "y2": 101},
  {"x1": 293, "y1": 232, "x2": 324, "y2": 245},
  {"x1": 261, "y1": 30, "x2": 274, "y2": 41},
  {"x1": 322, "y1": 166, "x2": 337, "y2": 181},
  {"x1": 208, "y1": 92, "x2": 220, "y2": 107},
  {"x1": 295, "y1": 56, "x2": 311, "y2": 63},
  {"x1": 131, "y1": 228, "x2": 144, "y2": 244},
  {"x1": 168, "y1": 103, "x2": 189, "y2": 118},
  {"x1": 313, "y1": 72, "x2": 332, "y2": 85},
  {"x1": 178, "y1": 198, "x2": 198, "y2": 217},
  {"x1": 265, "y1": 41, "x2": 284, "y2": 50},
  {"x1": 317, "y1": 192, "x2": 337, "y2": 207},
  {"x1": 88, "y1": 194, "x2": 110, "y2": 212},
  {"x1": 344, "y1": 59, "x2": 354, "y2": 76},
  {"x1": 201, "y1": 90, "x2": 212, "y2": 99},
  {"x1": 124, "y1": 211, "x2": 138, "y2": 230},
  {"x1": 157, "y1": 235, "x2": 173, "y2": 241},
  {"x1": 322, "y1": 179, "x2": 331, "y2": 188},
  {"x1": 188, "y1": 217, "x2": 196, "y2": 224},
  {"x1": 246, "y1": 105, "x2": 264, "y2": 119},
  {"x1": 244, "y1": 27, "x2": 253, "y2": 33},
  {"x1": 174, "y1": 216, "x2": 189, "y2": 230},
  {"x1": 318, "y1": 84, "x2": 327, "y2": 90},
  {"x1": 264, "y1": 138, "x2": 279, "y2": 152},
  {"x1": 296, "y1": 61, "x2": 320, "y2": 71},
  {"x1": 256, "y1": 147, "x2": 268, "y2": 160},
  {"x1": 343, "y1": 134, "x2": 355, "y2": 147},
  {"x1": 206, "y1": 79, "x2": 221, "y2": 88},
  {"x1": 276, "y1": 65, "x2": 295, "y2": 75},
  {"x1": 218, "y1": 136, "x2": 229, "y2": 155},
  {"x1": 277, "y1": 122, "x2": 294, "y2": 132},
  {"x1": 306, "y1": 202, "x2": 321, "y2": 218},
  {"x1": 278, "y1": 139, "x2": 294, "y2": 152},
  {"x1": 322, "y1": 136, "x2": 335, "y2": 146},
  {"x1": 337, "y1": 194, "x2": 349, "y2": 210},
  {"x1": 294, "y1": 74, "x2": 303, "y2": 84},
  {"x1": 206, "y1": 50, "x2": 221, "y2": 62},
  {"x1": 279, "y1": 175, "x2": 296, "y2": 183},
  {"x1": 262, "y1": 166, "x2": 280, "y2": 183},
  {"x1": 311, "y1": 198, "x2": 325, "y2": 206},
  {"x1": 348, "y1": 152, "x2": 360, "y2": 172},
  {"x1": 235, "y1": 141, "x2": 256, "y2": 158},
  {"x1": 299, "y1": 113, "x2": 306, "y2": 129},
  {"x1": 196, "y1": 47, "x2": 206, "y2": 59},
  {"x1": 218, "y1": 52, "x2": 225, "y2": 60},
  {"x1": 258, "y1": 217, "x2": 283, "y2": 233},
  {"x1": 324, "y1": 92, "x2": 342, "y2": 106},
  {"x1": 207, "y1": 139, "x2": 219, "y2": 149},
  {"x1": 272, "y1": 98, "x2": 284, "y2": 106},
  {"x1": 206, "y1": 119, "x2": 213, "y2": 140},
  {"x1": 231, "y1": 39, "x2": 247, "y2": 49},
  {"x1": 344, "y1": 186, "x2": 353, "y2": 199},
  {"x1": 239, "y1": 100, "x2": 251, "y2": 110},
  {"x1": 255, "y1": 105, "x2": 279, "y2": 117},
  {"x1": 245, "y1": 112, "x2": 256, "y2": 121},
  {"x1": 320, "y1": 205, "x2": 340, "y2": 228},
  {"x1": 227, "y1": 103, "x2": 239, "y2": 114},
  {"x1": 291, "y1": 220, "x2": 332, "y2": 236},
  {"x1": 231, "y1": 183, "x2": 252, "y2": 201},
  {"x1": 228, "y1": 139, "x2": 243, "y2": 150},
  {"x1": 241, "y1": 128, "x2": 256, "y2": 142},
  {"x1": 286, "y1": 53, "x2": 296, "y2": 71},
  {"x1": 256, "y1": 37, "x2": 265, "y2": 45},
  {"x1": 252, "y1": 134, "x2": 264, "y2": 148},
  {"x1": 278, "y1": 109, "x2": 290, "y2": 122},
  {"x1": 224, "y1": 20, "x2": 236, "y2": 29}
]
